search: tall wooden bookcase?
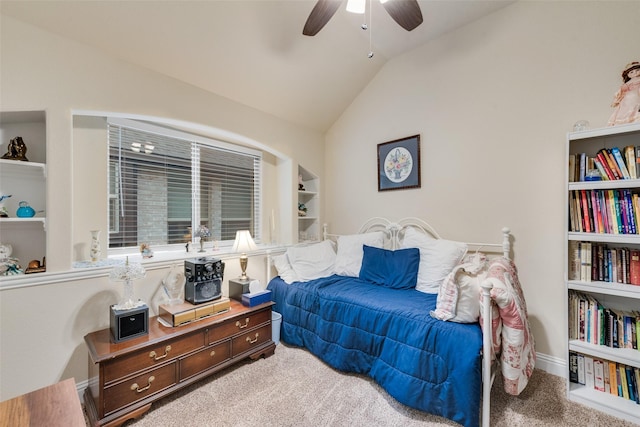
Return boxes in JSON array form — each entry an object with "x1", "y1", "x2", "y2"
[{"x1": 565, "y1": 122, "x2": 640, "y2": 424}]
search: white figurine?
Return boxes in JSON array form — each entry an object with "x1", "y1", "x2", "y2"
[{"x1": 608, "y1": 61, "x2": 640, "y2": 126}]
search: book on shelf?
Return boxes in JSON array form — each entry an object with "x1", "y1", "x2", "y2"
[
  {"x1": 612, "y1": 147, "x2": 632, "y2": 179},
  {"x1": 569, "y1": 351, "x2": 640, "y2": 405},
  {"x1": 572, "y1": 146, "x2": 640, "y2": 182},
  {"x1": 620, "y1": 365, "x2": 630, "y2": 399},
  {"x1": 568, "y1": 240, "x2": 580, "y2": 281},
  {"x1": 578, "y1": 353, "x2": 585, "y2": 385},
  {"x1": 568, "y1": 189, "x2": 640, "y2": 234},
  {"x1": 596, "y1": 151, "x2": 616, "y2": 180},
  {"x1": 625, "y1": 365, "x2": 638, "y2": 403},
  {"x1": 603, "y1": 359, "x2": 611, "y2": 393},
  {"x1": 609, "y1": 361, "x2": 619, "y2": 396},
  {"x1": 602, "y1": 148, "x2": 623, "y2": 180},
  {"x1": 584, "y1": 356, "x2": 595, "y2": 389},
  {"x1": 635, "y1": 367, "x2": 640, "y2": 403},
  {"x1": 568, "y1": 290, "x2": 639, "y2": 349},
  {"x1": 625, "y1": 145, "x2": 638, "y2": 179},
  {"x1": 569, "y1": 154, "x2": 576, "y2": 182},
  {"x1": 580, "y1": 152, "x2": 587, "y2": 182},
  {"x1": 631, "y1": 250, "x2": 640, "y2": 285},
  {"x1": 594, "y1": 359, "x2": 606, "y2": 392},
  {"x1": 593, "y1": 156, "x2": 611, "y2": 181},
  {"x1": 569, "y1": 351, "x2": 579, "y2": 383}
]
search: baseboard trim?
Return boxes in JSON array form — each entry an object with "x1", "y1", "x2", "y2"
[
  {"x1": 534, "y1": 351, "x2": 566, "y2": 378},
  {"x1": 76, "y1": 378, "x2": 89, "y2": 404}
]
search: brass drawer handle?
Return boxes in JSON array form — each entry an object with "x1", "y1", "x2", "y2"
[
  {"x1": 236, "y1": 318, "x2": 250, "y2": 329},
  {"x1": 149, "y1": 345, "x2": 171, "y2": 361},
  {"x1": 131, "y1": 375, "x2": 155, "y2": 393},
  {"x1": 246, "y1": 332, "x2": 259, "y2": 344},
  {"x1": 210, "y1": 350, "x2": 216, "y2": 357}
]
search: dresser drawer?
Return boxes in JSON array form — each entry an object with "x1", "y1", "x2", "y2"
[
  {"x1": 103, "y1": 331, "x2": 204, "y2": 383},
  {"x1": 210, "y1": 309, "x2": 270, "y2": 344},
  {"x1": 179, "y1": 340, "x2": 231, "y2": 381},
  {"x1": 231, "y1": 323, "x2": 272, "y2": 357},
  {"x1": 103, "y1": 362, "x2": 176, "y2": 415}
]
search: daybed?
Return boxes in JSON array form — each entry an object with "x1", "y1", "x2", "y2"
[{"x1": 267, "y1": 217, "x2": 534, "y2": 427}]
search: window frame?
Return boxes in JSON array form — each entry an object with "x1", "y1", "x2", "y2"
[{"x1": 106, "y1": 117, "x2": 262, "y2": 257}]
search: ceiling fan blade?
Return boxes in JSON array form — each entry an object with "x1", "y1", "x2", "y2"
[
  {"x1": 382, "y1": 0, "x2": 423, "y2": 32},
  {"x1": 303, "y1": 0, "x2": 343, "y2": 36}
]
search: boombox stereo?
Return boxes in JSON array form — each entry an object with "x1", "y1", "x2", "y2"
[{"x1": 184, "y1": 257, "x2": 224, "y2": 304}]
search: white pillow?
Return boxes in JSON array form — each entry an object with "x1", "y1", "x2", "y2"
[
  {"x1": 400, "y1": 226, "x2": 467, "y2": 293},
  {"x1": 451, "y1": 270, "x2": 485, "y2": 323},
  {"x1": 430, "y1": 252, "x2": 487, "y2": 323},
  {"x1": 286, "y1": 240, "x2": 336, "y2": 282},
  {"x1": 333, "y1": 231, "x2": 385, "y2": 277},
  {"x1": 273, "y1": 254, "x2": 299, "y2": 284}
]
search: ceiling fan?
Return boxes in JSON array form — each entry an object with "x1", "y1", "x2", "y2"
[{"x1": 302, "y1": 0, "x2": 423, "y2": 36}]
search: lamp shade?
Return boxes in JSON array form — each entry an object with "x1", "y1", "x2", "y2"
[
  {"x1": 232, "y1": 230, "x2": 256, "y2": 280},
  {"x1": 231, "y1": 230, "x2": 257, "y2": 253}
]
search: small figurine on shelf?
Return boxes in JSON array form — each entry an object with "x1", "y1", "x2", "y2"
[
  {"x1": 298, "y1": 202, "x2": 307, "y2": 217},
  {"x1": 16, "y1": 201, "x2": 35, "y2": 218},
  {"x1": 140, "y1": 243, "x2": 154, "y2": 259},
  {"x1": 25, "y1": 257, "x2": 46, "y2": 274},
  {"x1": 608, "y1": 61, "x2": 640, "y2": 126},
  {"x1": 196, "y1": 225, "x2": 211, "y2": 252},
  {"x1": 0, "y1": 194, "x2": 11, "y2": 218},
  {"x1": 0, "y1": 244, "x2": 23, "y2": 276},
  {"x1": 298, "y1": 174, "x2": 305, "y2": 191},
  {"x1": 1, "y1": 136, "x2": 29, "y2": 161}
]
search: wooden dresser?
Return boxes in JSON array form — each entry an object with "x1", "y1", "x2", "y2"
[{"x1": 84, "y1": 299, "x2": 275, "y2": 427}]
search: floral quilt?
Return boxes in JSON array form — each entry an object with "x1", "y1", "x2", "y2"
[{"x1": 481, "y1": 257, "x2": 536, "y2": 395}]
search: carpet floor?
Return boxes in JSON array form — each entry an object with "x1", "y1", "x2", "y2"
[{"x1": 109, "y1": 343, "x2": 637, "y2": 427}]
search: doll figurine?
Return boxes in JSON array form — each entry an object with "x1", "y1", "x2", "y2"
[{"x1": 608, "y1": 61, "x2": 640, "y2": 126}]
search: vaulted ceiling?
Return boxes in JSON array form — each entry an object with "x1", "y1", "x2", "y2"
[{"x1": 1, "y1": 0, "x2": 514, "y2": 132}]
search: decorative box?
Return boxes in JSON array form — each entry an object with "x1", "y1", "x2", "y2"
[
  {"x1": 241, "y1": 290, "x2": 272, "y2": 307},
  {"x1": 110, "y1": 304, "x2": 149, "y2": 343},
  {"x1": 228, "y1": 278, "x2": 251, "y2": 301}
]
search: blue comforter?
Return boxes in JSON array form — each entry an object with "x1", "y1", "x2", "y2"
[{"x1": 268, "y1": 275, "x2": 483, "y2": 427}]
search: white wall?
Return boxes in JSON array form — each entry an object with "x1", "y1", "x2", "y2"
[
  {"x1": 325, "y1": 1, "x2": 640, "y2": 361},
  {"x1": 0, "y1": 14, "x2": 322, "y2": 400}
]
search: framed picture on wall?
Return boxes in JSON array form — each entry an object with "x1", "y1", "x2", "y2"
[{"x1": 377, "y1": 134, "x2": 421, "y2": 192}]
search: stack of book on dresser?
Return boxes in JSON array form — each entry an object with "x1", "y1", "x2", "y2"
[{"x1": 158, "y1": 298, "x2": 231, "y2": 327}]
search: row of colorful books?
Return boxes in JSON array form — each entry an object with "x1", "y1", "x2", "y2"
[
  {"x1": 568, "y1": 241, "x2": 640, "y2": 285},
  {"x1": 569, "y1": 189, "x2": 640, "y2": 234},
  {"x1": 568, "y1": 290, "x2": 639, "y2": 350},
  {"x1": 569, "y1": 351, "x2": 640, "y2": 405},
  {"x1": 569, "y1": 146, "x2": 640, "y2": 182}
]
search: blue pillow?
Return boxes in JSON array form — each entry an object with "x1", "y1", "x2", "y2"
[{"x1": 359, "y1": 245, "x2": 420, "y2": 290}]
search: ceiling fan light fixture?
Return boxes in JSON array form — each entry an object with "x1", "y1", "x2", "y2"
[{"x1": 346, "y1": 0, "x2": 365, "y2": 14}]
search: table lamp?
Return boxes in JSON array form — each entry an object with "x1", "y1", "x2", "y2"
[
  {"x1": 109, "y1": 256, "x2": 146, "y2": 310},
  {"x1": 109, "y1": 257, "x2": 149, "y2": 343},
  {"x1": 231, "y1": 230, "x2": 257, "y2": 280}
]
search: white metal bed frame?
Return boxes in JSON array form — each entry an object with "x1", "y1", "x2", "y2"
[{"x1": 269, "y1": 217, "x2": 511, "y2": 427}]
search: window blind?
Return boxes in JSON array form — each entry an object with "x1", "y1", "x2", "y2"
[{"x1": 107, "y1": 119, "x2": 261, "y2": 250}]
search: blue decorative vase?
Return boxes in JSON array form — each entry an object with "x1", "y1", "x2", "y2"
[{"x1": 16, "y1": 201, "x2": 35, "y2": 218}]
